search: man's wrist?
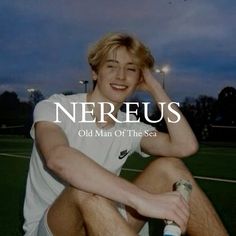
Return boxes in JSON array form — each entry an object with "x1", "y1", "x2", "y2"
[{"x1": 125, "y1": 186, "x2": 150, "y2": 212}]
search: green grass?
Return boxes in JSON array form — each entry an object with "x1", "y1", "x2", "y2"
[
  {"x1": 184, "y1": 143, "x2": 236, "y2": 179},
  {"x1": 0, "y1": 156, "x2": 29, "y2": 236},
  {"x1": 0, "y1": 136, "x2": 235, "y2": 235},
  {"x1": 0, "y1": 135, "x2": 33, "y2": 155}
]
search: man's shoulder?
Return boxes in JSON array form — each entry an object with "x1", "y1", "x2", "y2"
[
  {"x1": 47, "y1": 93, "x2": 85, "y2": 102},
  {"x1": 64, "y1": 93, "x2": 86, "y2": 101}
]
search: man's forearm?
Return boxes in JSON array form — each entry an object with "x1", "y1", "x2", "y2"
[
  {"x1": 150, "y1": 81, "x2": 198, "y2": 154},
  {"x1": 46, "y1": 145, "x2": 145, "y2": 209}
]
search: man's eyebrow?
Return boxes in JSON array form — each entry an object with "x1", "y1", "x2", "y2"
[
  {"x1": 106, "y1": 59, "x2": 119, "y2": 63},
  {"x1": 105, "y1": 59, "x2": 136, "y2": 66}
]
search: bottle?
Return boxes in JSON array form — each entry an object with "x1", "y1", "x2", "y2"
[{"x1": 163, "y1": 179, "x2": 192, "y2": 236}]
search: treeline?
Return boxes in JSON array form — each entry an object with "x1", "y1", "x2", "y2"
[
  {"x1": 0, "y1": 90, "x2": 44, "y2": 136},
  {"x1": 181, "y1": 86, "x2": 236, "y2": 141},
  {"x1": 0, "y1": 87, "x2": 235, "y2": 140},
  {"x1": 127, "y1": 86, "x2": 236, "y2": 141}
]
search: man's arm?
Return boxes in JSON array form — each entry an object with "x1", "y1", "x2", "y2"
[
  {"x1": 35, "y1": 121, "x2": 189, "y2": 231},
  {"x1": 139, "y1": 69, "x2": 199, "y2": 158}
]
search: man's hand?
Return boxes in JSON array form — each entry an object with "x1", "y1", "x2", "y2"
[
  {"x1": 137, "y1": 68, "x2": 162, "y2": 94},
  {"x1": 136, "y1": 191, "x2": 190, "y2": 233}
]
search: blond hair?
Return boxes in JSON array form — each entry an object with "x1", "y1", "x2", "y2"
[{"x1": 88, "y1": 32, "x2": 155, "y2": 73}]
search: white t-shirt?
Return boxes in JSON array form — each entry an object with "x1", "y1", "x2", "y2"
[{"x1": 23, "y1": 93, "x2": 155, "y2": 235}]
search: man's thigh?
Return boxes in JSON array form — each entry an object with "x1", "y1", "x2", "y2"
[
  {"x1": 42, "y1": 186, "x2": 137, "y2": 236},
  {"x1": 45, "y1": 187, "x2": 87, "y2": 236}
]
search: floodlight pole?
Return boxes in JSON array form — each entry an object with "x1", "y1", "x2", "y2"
[{"x1": 79, "y1": 80, "x2": 89, "y2": 93}]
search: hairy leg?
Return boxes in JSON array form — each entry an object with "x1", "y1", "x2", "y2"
[
  {"x1": 47, "y1": 186, "x2": 137, "y2": 236},
  {"x1": 81, "y1": 195, "x2": 137, "y2": 236},
  {"x1": 47, "y1": 187, "x2": 86, "y2": 236},
  {"x1": 125, "y1": 157, "x2": 228, "y2": 236}
]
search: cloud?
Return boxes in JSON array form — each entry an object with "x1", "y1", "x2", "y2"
[{"x1": 0, "y1": 0, "x2": 235, "y2": 101}]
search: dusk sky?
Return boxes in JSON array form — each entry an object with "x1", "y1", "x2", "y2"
[{"x1": 0, "y1": 0, "x2": 236, "y2": 102}]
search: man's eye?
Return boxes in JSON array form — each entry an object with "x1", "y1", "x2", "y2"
[
  {"x1": 127, "y1": 68, "x2": 136, "y2": 72},
  {"x1": 107, "y1": 64, "x2": 116, "y2": 68}
]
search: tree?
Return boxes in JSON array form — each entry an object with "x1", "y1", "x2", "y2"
[
  {"x1": 208, "y1": 86, "x2": 236, "y2": 141},
  {"x1": 181, "y1": 95, "x2": 217, "y2": 140},
  {"x1": 217, "y1": 86, "x2": 236, "y2": 125},
  {"x1": 0, "y1": 91, "x2": 21, "y2": 127},
  {"x1": 28, "y1": 89, "x2": 44, "y2": 107},
  {"x1": 62, "y1": 91, "x2": 76, "y2": 96},
  {"x1": 0, "y1": 91, "x2": 20, "y2": 110}
]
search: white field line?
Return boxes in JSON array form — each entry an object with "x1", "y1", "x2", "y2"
[
  {"x1": 122, "y1": 168, "x2": 142, "y2": 173},
  {"x1": 194, "y1": 176, "x2": 236, "y2": 184},
  {"x1": 122, "y1": 168, "x2": 236, "y2": 184},
  {"x1": 1, "y1": 154, "x2": 235, "y2": 184},
  {"x1": 0, "y1": 153, "x2": 29, "y2": 159}
]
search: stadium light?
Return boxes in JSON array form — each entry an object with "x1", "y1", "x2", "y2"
[
  {"x1": 27, "y1": 88, "x2": 35, "y2": 93},
  {"x1": 155, "y1": 65, "x2": 170, "y2": 90}
]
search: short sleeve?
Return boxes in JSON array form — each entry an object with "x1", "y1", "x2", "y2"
[{"x1": 30, "y1": 94, "x2": 66, "y2": 139}]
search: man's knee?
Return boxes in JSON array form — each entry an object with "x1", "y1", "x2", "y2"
[
  {"x1": 65, "y1": 186, "x2": 93, "y2": 205},
  {"x1": 66, "y1": 186, "x2": 115, "y2": 215},
  {"x1": 147, "y1": 157, "x2": 191, "y2": 179},
  {"x1": 67, "y1": 187, "x2": 97, "y2": 207}
]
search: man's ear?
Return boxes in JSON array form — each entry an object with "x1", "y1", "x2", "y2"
[{"x1": 92, "y1": 70, "x2": 98, "y2": 81}]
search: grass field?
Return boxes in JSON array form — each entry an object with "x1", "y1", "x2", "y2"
[{"x1": 0, "y1": 135, "x2": 235, "y2": 236}]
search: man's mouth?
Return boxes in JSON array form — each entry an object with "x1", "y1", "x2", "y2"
[{"x1": 110, "y1": 83, "x2": 128, "y2": 90}]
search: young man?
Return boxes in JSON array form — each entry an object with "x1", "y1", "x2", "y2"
[{"x1": 23, "y1": 32, "x2": 228, "y2": 236}]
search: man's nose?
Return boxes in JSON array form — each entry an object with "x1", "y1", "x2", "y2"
[{"x1": 117, "y1": 67, "x2": 125, "y2": 80}]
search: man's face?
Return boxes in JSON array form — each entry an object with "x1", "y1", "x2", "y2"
[{"x1": 93, "y1": 46, "x2": 141, "y2": 104}]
